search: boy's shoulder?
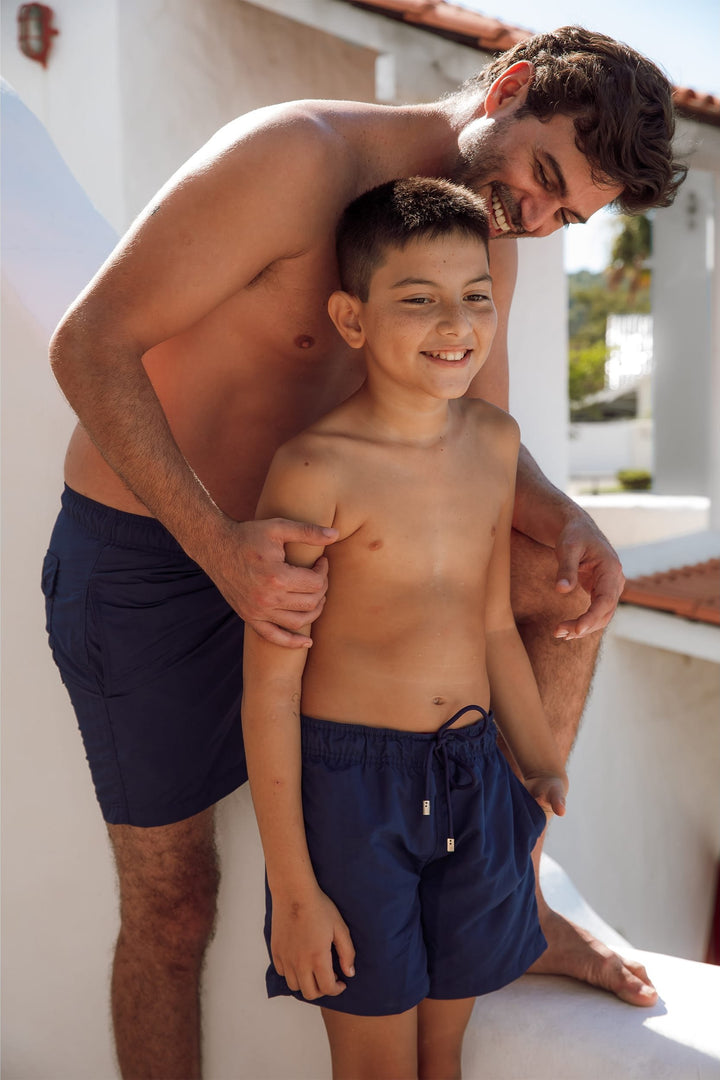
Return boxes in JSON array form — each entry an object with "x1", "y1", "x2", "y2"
[
  {"x1": 268, "y1": 411, "x2": 351, "y2": 491},
  {"x1": 462, "y1": 397, "x2": 520, "y2": 444}
]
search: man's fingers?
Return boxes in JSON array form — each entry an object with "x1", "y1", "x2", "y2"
[
  {"x1": 554, "y1": 585, "x2": 619, "y2": 639},
  {"x1": 248, "y1": 619, "x2": 313, "y2": 649},
  {"x1": 554, "y1": 547, "x2": 581, "y2": 593},
  {"x1": 271, "y1": 518, "x2": 338, "y2": 546}
]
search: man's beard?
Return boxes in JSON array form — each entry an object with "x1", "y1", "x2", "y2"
[{"x1": 453, "y1": 120, "x2": 525, "y2": 236}]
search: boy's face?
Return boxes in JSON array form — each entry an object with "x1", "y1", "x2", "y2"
[{"x1": 336, "y1": 232, "x2": 497, "y2": 402}]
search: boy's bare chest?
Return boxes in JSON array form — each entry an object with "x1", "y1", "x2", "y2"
[{"x1": 333, "y1": 449, "x2": 507, "y2": 583}]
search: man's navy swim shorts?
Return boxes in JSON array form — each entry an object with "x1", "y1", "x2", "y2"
[{"x1": 42, "y1": 486, "x2": 247, "y2": 826}]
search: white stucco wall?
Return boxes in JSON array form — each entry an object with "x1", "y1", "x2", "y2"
[
  {"x1": 509, "y1": 231, "x2": 568, "y2": 487},
  {"x1": 569, "y1": 417, "x2": 653, "y2": 479},
  {"x1": 545, "y1": 627, "x2": 720, "y2": 962},
  {"x1": 652, "y1": 169, "x2": 715, "y2": 498}
]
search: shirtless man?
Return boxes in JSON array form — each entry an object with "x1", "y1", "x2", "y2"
[{"x1": 46, "y1": 26, "x2": 684, "y2": 1080}]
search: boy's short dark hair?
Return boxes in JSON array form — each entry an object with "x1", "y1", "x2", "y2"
[
  {"x1": 461, "y1": 25, "x2": 686, "y2": 213},
  {"x1": 337, "y1": 177, "x2": 490, "y2": 300}
]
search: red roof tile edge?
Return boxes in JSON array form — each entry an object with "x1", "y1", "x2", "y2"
[
  {"x1": 343, "y1": 0, "x2": 720, "y2": 127},
  {"x1": 620, "y1": 559, "x2": 720, "y2": 626}
]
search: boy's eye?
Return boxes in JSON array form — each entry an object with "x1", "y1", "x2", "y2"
[
  {"x1": 537, "y1": 162, "x2": 551, "y2": 189},
  {"x1": 465, "y1": 292, "x2": 490, "y2": 303},
  {"x1": 402, "y1": 296, "x2": 432, "y2": 305}
]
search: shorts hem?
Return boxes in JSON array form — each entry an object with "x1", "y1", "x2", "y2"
[
  {"x1": 100, "y1": 765, "x2": 248, "y2": 827},
  {"x1": 266, "y1": 982, "x2": 428, "y2": 1017},
  {"x1": 426, "y1": 932, "x2": 548, "y2": 1002}
]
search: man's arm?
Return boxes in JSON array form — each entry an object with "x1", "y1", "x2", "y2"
[
  {"x1": 513, "y1": 445, "x2": 625, "y2": 638},
  {"x1": 49, "y1": 111, "x2": 339, "y2": 647},
  {"x1": 467, "y1": 237, "x2": 623, "y2": 638},
  {"x1": 242, "y1": 444, "x2": 355, "y2": 1000}
]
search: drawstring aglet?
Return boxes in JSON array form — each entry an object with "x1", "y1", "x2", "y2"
[
  {"x1": 423, "y1": 800, "x2": 431, "y2": 816},
  {"x1": 446, "y1": 837, "x2": 455, "y2": 853}
]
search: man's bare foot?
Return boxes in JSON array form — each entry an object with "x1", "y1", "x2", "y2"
[{"x1": 530, "y1": 903, "x2": 659, "y2": 1007}]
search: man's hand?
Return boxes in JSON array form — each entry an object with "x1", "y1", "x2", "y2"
[
  {"x1": 553, "y1": 515, "x2": 625, "y2": 640},
  {"x1": 204, "y1": 516, "x2": 338, "y2": 647},
  {"x1": 271, "y1": 885, "x2": 356, "y2": 1001}
]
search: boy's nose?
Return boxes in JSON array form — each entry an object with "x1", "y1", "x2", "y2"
[{"x1": 437, "y1": 305, "x2": 471, "y2": 333}]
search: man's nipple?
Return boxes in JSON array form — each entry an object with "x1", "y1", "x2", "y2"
[{"x1": 294, "y1": 334, "x2": 315, "y2": 350}]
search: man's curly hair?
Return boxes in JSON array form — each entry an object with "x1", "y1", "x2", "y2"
[{"x1": 462, "y1": 26, "x2": 687, "y2": 213}]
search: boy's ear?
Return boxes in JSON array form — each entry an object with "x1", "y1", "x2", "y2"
[
  {"x1": 328, "y1": 291, "x2": 366, "y2": 349},
  {"x1": 482, "y1": 60, "x2": 534, "y2": 119}
]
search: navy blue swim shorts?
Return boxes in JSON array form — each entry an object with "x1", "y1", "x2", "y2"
[
  {"x1": 265, "y1": 706, "x2": 547, "y2": 1015},
  {"x1": 42, "y1": 486, "x2": 247, "y2": 827}
]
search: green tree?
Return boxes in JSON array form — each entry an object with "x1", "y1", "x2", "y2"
[{"x1": 567, "y1": 214, "x2": 652, "y2": 409}]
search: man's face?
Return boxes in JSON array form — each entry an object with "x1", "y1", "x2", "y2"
[{"x1": 455, "y1": 112, "x2": 622, "y2": 240}]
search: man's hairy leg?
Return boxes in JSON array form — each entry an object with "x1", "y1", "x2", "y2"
[
  {"x1": 108, "y1": 808, "x2": 219, "y2": 1079},
  {"x1": 509, "y1": 530, "x2": 658, "y2": 1006}
]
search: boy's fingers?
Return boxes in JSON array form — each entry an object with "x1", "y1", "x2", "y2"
[
  {"x1": 334, "y1": 923, "x2": 356, "y2": 979},
  {"x1": 314, "y1": 959, "x2": 347, "y2": 997}
]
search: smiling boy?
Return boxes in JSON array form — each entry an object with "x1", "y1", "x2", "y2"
[{"x1": 242, "y1": 177, "x2": 569, "y2": 1079}]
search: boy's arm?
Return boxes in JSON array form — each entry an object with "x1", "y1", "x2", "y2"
[
  {"x1": 468, "y1": 238, "x2": 624, "y2": 640},
  {"x1": 484, "y1": 423, "x2": 568, "y2": 816},
  {"x1": 242, "y1": 445, "x2": 355, "y2": 1000}
]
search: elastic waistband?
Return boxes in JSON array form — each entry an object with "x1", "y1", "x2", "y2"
[
  {"x1": 300, "y1": 709, "x2": 497, "y2": 772},
  {"x1": 60, "y1": 485, "x2": 186, "y2": 554}
]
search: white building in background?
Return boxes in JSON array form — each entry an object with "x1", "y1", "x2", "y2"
[{"x1": 606, "y1": 313, "x2": 654, "y2": 396}]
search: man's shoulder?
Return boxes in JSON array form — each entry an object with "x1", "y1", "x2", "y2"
[{"x1": 216, "y1": 100, "x2": 366, "y2": 172}]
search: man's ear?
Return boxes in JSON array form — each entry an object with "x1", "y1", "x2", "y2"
[
  {"x1": 328, "y1": 290, "x2": 366, "y2": 349},
  {"x1": 482, "y1": 60, "x2": 534, "y2": 119}
]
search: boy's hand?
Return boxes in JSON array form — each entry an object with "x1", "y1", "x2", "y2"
[
  {"x1": 270, "y1": 885, "x2": 356, "y2": 1001},
  {"x1": 524, "y1": 773, "x2": 568, "y2": 819}
]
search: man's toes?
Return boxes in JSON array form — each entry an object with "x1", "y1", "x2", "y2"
[{"x1": 612, "y1": 962, "x2": 658, "y2": 1007}]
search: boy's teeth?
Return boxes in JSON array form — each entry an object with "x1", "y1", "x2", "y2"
[{"x1": 428, "y1": 350, "x2": 467, "y2": 360}]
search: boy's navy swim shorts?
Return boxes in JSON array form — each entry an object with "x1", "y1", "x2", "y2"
[{"x1": 265, "y1": 707, "x2": 547, "y2": 1015}]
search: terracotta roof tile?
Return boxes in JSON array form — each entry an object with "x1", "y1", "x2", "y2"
[
  {"x1": 673, "y1": 86, "x2": 720, "y2": 128},
  {"x1": 341, "y1": 1, "x2": 720, "y2": 127},
  {"x1": 620, "y1": 559, "x2": 720, "y2": 626},
  {"x1": 344, "y1": 0, "x2": 532, "y2": 53}
]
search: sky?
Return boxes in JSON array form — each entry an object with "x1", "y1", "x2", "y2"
[{"x1": 458, "y1": 0, "x2": 720, "y2": 272}]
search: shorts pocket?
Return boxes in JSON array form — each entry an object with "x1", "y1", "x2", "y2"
[
  {"x1": 514, "y1": 772, "x2": 549, "y2": 837},
  {"x1": 41, "y1": 551, "x2": 60, "y2": 635}
]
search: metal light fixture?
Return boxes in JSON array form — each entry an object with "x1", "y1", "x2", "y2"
[{"x1": 17, "y1": 4, "x2": 58, "y2": 68}]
